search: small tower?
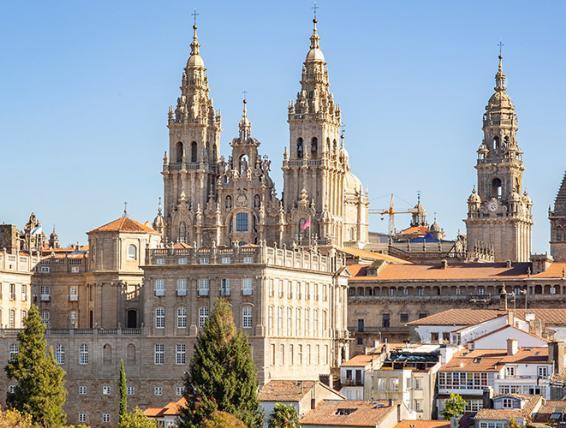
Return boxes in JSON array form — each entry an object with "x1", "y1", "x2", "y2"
[
  {"x1": 549, "y1": 172, "x2": 566, "y2": 261},
  {"x1": 152, "y1": 198, "x2": 165, "y2": 238},
  {"x1": 48, "y1": 226, "x2": 60, "y2": 249},
  {"x1": 465, "y1": 49, "x2": 532, "y2": 262}
]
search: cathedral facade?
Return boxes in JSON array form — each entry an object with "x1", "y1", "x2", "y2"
[{"x1": 161, "y1": 18, "x2": 369, "y2": 251}]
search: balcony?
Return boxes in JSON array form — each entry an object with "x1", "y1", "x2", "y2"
[
  {"x1": 220, "y1": 288, "x2": 231, "y2": 297},
  {"x1": 197, "y1": 289, "x2": 209, "y2": 297},
  {"x1": 341, "y1": 379, "x2": 364, "y2": 387},
  {"x1": 40, "y1": 294, "x2": 50, "y2": 302},
  {"x1": 154, "y1": 289, "x2": 165, "y2": 297},
  {"x1": 176, "y1": 289, "x2": 187, "y2": 297},
  {"x1": 69, "y1": 295, "x2": 78, "y2": 302},
  {"x1": 242, "y1": 289, "x2": 253, "y2": 296}
]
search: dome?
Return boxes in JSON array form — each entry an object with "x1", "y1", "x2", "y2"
[
  {"x1": 188, "y1": 54, "x2": 204, "y2": 68},
  {"x1": 468, "y1": 189, "x2": 481, "y2": 204},
  {"x1": 487, "y1": 91, "x2": 514, "y2": 111},
  {"x1": 306, "y1": 47, "x2": 325, "y2": 62},
  {"x1": 430, "y1": 221, "x2": 442, "y2": 233}
]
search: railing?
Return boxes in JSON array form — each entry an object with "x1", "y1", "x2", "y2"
[
  {"x1": 0, "y1": 328, "x2": 143, "y2": 337},
  {"x1": 147, "y1": 244, "x2": 340, "y2": 273},
  {"x1": 341, "y1": 379, "x2": 364, "y2": 387}
]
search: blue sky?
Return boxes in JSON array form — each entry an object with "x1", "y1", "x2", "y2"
[{"x1": 1, "y1": 1, "x2": 565, "y2": 253}]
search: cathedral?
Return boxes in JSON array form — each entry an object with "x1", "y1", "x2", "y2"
[{"x1": 160, "y1": 17, "x2": 369, "y2": 251}]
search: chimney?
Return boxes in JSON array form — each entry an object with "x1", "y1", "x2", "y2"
[
  {"x1": 500, "y1": 287, "x2": 508, "y2": 311},
  {"x1": 482, "y1": 388, "x2": 493, "y2": 409},
  {"x1": 506, "y1": 260, "x2": 512, "y2": 268},
  {"x1": 507, "y1": 338, "x2": 518, "y2": 356},
  {"x1": 548, "y1": 341, "x2": 566, "y2": 374}
]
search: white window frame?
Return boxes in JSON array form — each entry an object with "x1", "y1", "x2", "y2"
[
  {"x1": 9, "y1": 343, "x2": 18, "y2": 362},
  {"x1": 102, "y1": 413, "x2": 110, "y2": 423},
  {"x1": 197, "y1": 278, "x2": 210, "y2": 296},
  {"x1": 127, "y1": 386, "x2": 135, "y2": 396},
  {"x1": 102, "y1": 385, "x2": 112, "y2": 395},
  {"x1": 78, "y1": 413, "x2": 87, "y2": 423},
  {"x1": 242, "y1": 278, "x2": 253, "y2": 296},
  {"x1": 220, "y1": 278, "x2": 231, "y2": 296},
  {"x1": 154, "y1": 344, "x2": 165, "y2": 365},
  {"x1": 176, "y1": 344, "x2": 186, "y2": 365},
  {"x1": 55, "y1": 343, "x2": 65, "y2": 365},
  {"x1": 154, "y1": 279, "x2": 165, "y2": 297},
  {"x1": 155, "y1": 307, "x2": 165, "y2": 329},
  {"x1": 176, "y1": 278, "x2": 188, "y2": 296},
  {"x1": 78, "y1": 385, "x2": 87, "y2": 395},
  {"x1": 199, "y1": 306, "x2": 209, "y2": 327},
  {"x1": 176, "y1": 386, "x2": 185, "y2": 396},
  {"x1": 176, "y1": 307, "x2": 187, "y2": 328},
  {"x1": 127, "y1": 244, "x2": 137, "y2": 260},
  {"x1": 154, "y1": 386, "x2": 163, "y2": 396},
  {"x1": 242, "y1": 306, "x2": 253, "y2": 329},
  {"x1": 79, "y1": 344, "x2": 89, "y2": 365}
]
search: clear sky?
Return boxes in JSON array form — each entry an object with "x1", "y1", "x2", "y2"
[{"x1": 1, "y1": 1, "x2": 565, "y2": 253}]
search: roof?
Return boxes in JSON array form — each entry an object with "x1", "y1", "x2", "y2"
[
  {"x1": 532, "y1": 262, "x2": 566, "y2": 278},
  {"x1": 342, "y1": 354, "x2": 381, "y2": 367},
  {"x1": 553, "y1": 172, "x2": 566, "y2": 216},
  {"x1": 533, "y1": 400, "x2": 566, "y2": 423},
  {"x1": 300, "y1": 400, "x2": 394, "y2": 427},
  {"x1": 440, "y1": 348, "x2": 548, "y2": 373},
  {"x1": 408, "y1": 308, "x2": 566, "y2": 327},
  {"x1": 258, "y1": 380, "x2": 316, "y2": 402},
  {"x1": 89, "y1": 216, "x2": 158, "y2": 234},
  {"x1": 144, "y1": 398, "x2": 186, "y2": 418},
  {"x1": 340, "y1": 247, "x2": 411, "y2": 265},
  {"x1": 395, "y1": 420, "x2": 450, "y2": 428},
  {"x1": 349, "y1": 262, "x2": 530, "y2": 282},
  {"x1": 470, "y1": 324, "x2": 548, "y2": 345},
  {"x1": 398, "y1": 225, "x2": 430, "y2": 236},
  {"x1": 407, "y1": 309, "x2": 506, "y2": 326},
  {"x1": 475, "y1": 394, "x2": 543, "y2": 421}
]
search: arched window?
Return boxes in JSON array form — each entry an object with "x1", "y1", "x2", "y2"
[
  {"x1": 127, "y1": 344, "x2": 136, "y2": 362},
  {"x1": 333, "y1": 139, "x2": 337, "y2": 151},
  {"x1": 190, "y1": 141, "x2": 198, "y2": 162},
  {"x1": 326, "y1": 137, "x2": 331, "y2": 152},
  {"x1": 176, "y1": 141, "x2": 184, "y2": 163},
  {"x1": 492, "y1": 136, "x2": 500, "y2": 151},
  {"x1": 236, "y1": 212, "x2": 249, "y2": 232},
  {"x1": 225, "y1": 195, "x2": 232, "y2": 209},
  {"x1": 254, "y1": 194, "x2": 261, "y2": 209},
  {"x1": 492, "y1": 178, "x2": 502, "y2": 199},
  {"x1": 311, "y1": 137, "x2": 318, "y2": 158},
  {"x1": 178, "y1": 222, "x2": 187, "y2": 243},
  {"x1": 297, "y1": 138, "x2": 304, "y2": 159},
  {"x1": 103, "y1": 344, "x2": 112, "y2": 364},
  {"x1": 239, "y1": 155, "x2": 249, "y2": 174},
  {"x1": 127, "y1": 244, "x2": 137, "y2": 260}
]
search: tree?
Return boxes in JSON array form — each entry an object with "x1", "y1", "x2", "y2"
[
  {"x1": 118, "y1": 407, "x2": 157, "y2": 428},
  {"x1": 0, "y1": 408, "x2": 32, "y2": 428},
  {"x1": 268, "y1": 403, "x2": 300, "y2": 428},
  {"x1": 508, "y1": 417, "x2": 521, "y2": 428},
  {"x1": 119, "y1": 359, "x2": 128, "y2": 424},
  {"x1": 441, "y1": 393, "x2": 467, "y2": 420},
  {"x1": 180, "y1": 299, "x2": 263, "y2": 427},
  {"x1": 4, "y1": 305, "x2": 67, "y2": 426},
  {"x1": 202, "y1": 411, "x2": 246, "y2": 428}
]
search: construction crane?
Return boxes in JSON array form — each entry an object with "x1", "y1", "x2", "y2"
[{"x1": 369, "y1": 193, "x2": 421, "y2": 237}]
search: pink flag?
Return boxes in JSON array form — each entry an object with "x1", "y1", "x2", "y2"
[{"x1": 301, "y1": 217, "x2": 311, "y2": 232}]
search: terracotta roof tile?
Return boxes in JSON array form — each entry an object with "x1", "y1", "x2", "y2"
[
  {"x1": 533, "y1": 400, "x2": 566, "y2": 423},
  {"x1": 340, "y1": 247, "x2": 411, "y2": 264},
  {"x1": 350, "y1": 262, "x2": 531, "y2": 281},
  {"x1": 395, "y1": 420, "x2": 450, "y2": 428},
  {"x1": 258, "y1": 380, "x2": 316, "y2": 401},
  {"x1": 440, "y1": 348, "x2": 548, "y2": 373},
  {"x1": 143, "y1": 398, "x2": 186, "y2": 418},
  {"x1": 475, "y1": 395, "x2": 543, "y2": 420},
  {"x1": 300, "y1": 400, "x2": 394, "y2": 427},
  {"x1": 89, "y1": 216, "x2": 158, "y2": 234},
  {"x1": 342, "y1": 354, "x2": 381, "y2": 367}
]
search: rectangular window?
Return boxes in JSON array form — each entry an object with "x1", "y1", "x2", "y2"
[
  {"x1": 9, "y1": 284, "x2": 16, "y2": 300},
  {"x1": 289, "y1": 344, "x2": 294, "y2": 365},
  {"x1": 9, "y1": 310, "x2": 16, "y2": 328},
  {"x1": 127, "y1": 386, "x2": 135, "y2": 396},
  {"x1": 242, "y1": 278, "x2": 253, "y2": 296},
  {"x1": 419, "y1": 312, "x2": 428, "y2": 319},
  {"x1": 415, "y1": 399, "x2": 423, "y2": 412},
  {"x1": 271, "y1": 344, "x2": 276, "y2": 365},
  {"x1": 442, "y1": 332, "x2": 451, "y2": 342},
  {"x1": 71, "y1": 266, "x2": 80, "y2": 273},
  {"x1": 280, "y1": 344, "x2": 285, "y2": 366},
  {"x1": 400, "y1": 313, "x2": 409, "y2": 323},
  {"x1": 414, "y1": 378, "x2": 422, "y2": 390},
  {"x1": 298, "y1": 345, "x2": 303, "y2": 365},
  {"x1": 79, "y1": 344, "x2": 88, "y2": 365},
  {"x1": 287, "y1": 307, "x2": 292, "y2": 335},
  {"x1": 305, "y1": 309, "x2": 310, "y2": 336},
  {"x1": 176, "y1": 344, "x2": 186, "y2": 364},
  {"x1": 269, "y1": 279, "x2": 274, "y2": 297},
  {"x1": 199, "y1": 257, "x2": 209, "y2": 265},
  {"x1": 69, "y1": 286, "x2": 78, "y2": 301},
  {"x1": 243, "y1": 256, "x2": 254, "y2": 264},
  {"x1": 431, "y1": 332, "x2": 439, "y2": 343},
  {"x1": 221, "y1": 256, "x2": 231, "y2": 264},
  {"x1": 154, "y1": 279, "x2": 165, "y2": 296},
  {"x1": 102, "y1": 413, "x2": 110, "y2": 423},
  {"x1": 277, "y1": 307, "x2": 283, "y2": 336},
  {"x1": 296, "y1": 308, "x2": 301, "y2": 336},
  {"x1": 538, "y1": 366, "x2": 549, "y2": 377},
  {"x1": 197, "y1": 278, "x2": 210, "y2": 296},
  {"x1": 79, "y1": 413, "x2": 87, "y2": 423},
  {"x1": 242, "y1": 306, "x2": 253, "y2": 329},
  {"x1": 154, "y1": 344, "x2": 165, "y2": 365},
  {"x1": 236, "y1": 212, "x2": 249, "y2": 232},
  {"x1": 176, "y1": 307, "x2": 188, "y2": 328},
  {"x1": 9, "y1": 343, "x2": 18, "y2": 362},
  {"x1": 178, "y1": 257, "x2": 188, "y2": 265},
  {"x1": 176, "y1": 279, "x2": 188, "y2": 296},
  {"x1": 102, "y1": 385, "x2": 111, "y2": 395},
  {"x1": 357, "y1": 318, "x2": 365, "y2": 332},
  {"x1": 506, "y1": 366, "x2": 515, "y2": 376},
  {"x1": 268, "y1": 306, "x2": 274, "y2": 335},
  {"x1": 20, "y1": 285, "x2": 27, "y2": 301},
  {"x1": 55, "y1": 344, "x2": 65, "y2": 365},
  {"x1": 176, "y1": 386, "x2": 185, "y2": 396},
  {"x1": 155, "y1": 307, "x2": 165, "y2": 328},
  {"x1": 220, "y1": 279, "x2": 231, "y2": 296},
  {"x1": 382, "y1": 313, "x2": 390, "y2": 328},
  {"x1": 199, "y1": 306, "x2": 209, "y2": 327},
  {"x1": 79, "y1": 385, "x2": 87, "y2": 395}
]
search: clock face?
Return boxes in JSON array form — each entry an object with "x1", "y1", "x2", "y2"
[{"x1": 488, "y1": 200, "x2": 498, "y2": 212}]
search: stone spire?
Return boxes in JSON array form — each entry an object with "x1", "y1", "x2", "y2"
[
  {"x1": 550, "y1": 172, "x2": 566, "y2": 261},
  {"x1": 239, "y1": 96, "x2": 251, "y2": 140},
  {"x1": 484, "y1": 49, "x2": 517, "y2": 135},
  {"x1": 553, "y1": 172, "x2": 566, "y2": 216}
]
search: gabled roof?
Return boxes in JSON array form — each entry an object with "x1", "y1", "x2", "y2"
[
  {"x1": 407, "y1": 309, "x2": 506, "y2": 326},
  {"x1": 340, "y1": 247, "x2": 411, "y2": 264},
  {"x1": 475, "y1": 394, "x2": 543, "y2": 421},
  {"x1": 89, "y1": 216, "x2": 158, "y2": 234},
  {"x1": 440, "y1": 348, "x2": 548, "y2": 373},
  {"x1": 144, "y1": 398, "x2": 186, "y2": 418},
  {"x1": 471, "y1": 324, "x2": 548, "y2": 346},
  {"x1": 342, "y1": 354, "x2": 381, "y2": 367},
  {"x1": 300, "y1": 400, "x2": 394, "y2": 427},
  {"x1": 258, "y1": 380, "x2": 344, "y2": 402}
]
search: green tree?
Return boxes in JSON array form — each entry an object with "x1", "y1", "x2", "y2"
[
  {"x1": 441, "y1": 393, "x2": 467, "y2": 420},
  {"x1": 508, "y1": 417, "x2": 521, "y2": 428},
  {"x1": 4, "y1": 305, "x2": 67, "y2": 426},
  {"x1": 0, "y1": 407, "x2": 33, "y2": 428},
  {"x1": 202, "y1": 411, "x2": 246, "y2": 428},
  {"x1": 119, "y1": 359, "x2": 128, "y2": 424},
  {"x1": 180, "y1": 299, "x2": 263, "y2": 427},
  {"x1": 118, "y1": 407, "x2": 157, "y2": 428},
  {"x1": 268, "y1": 403, "x2": 300, "y2": 428}
]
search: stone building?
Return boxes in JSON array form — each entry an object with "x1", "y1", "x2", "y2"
[
  {"x1": 162, "y1": 17, "x2": 369, "y2": 251},
  {"x1": 465, "y1": 53, "x2": 532, "y2": 262},
  {"x1": 549, "y1": 172, "x2": 566, "y2": 262}
]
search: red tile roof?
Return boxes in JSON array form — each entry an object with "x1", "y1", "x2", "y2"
[
  {"x1": 395, "y1": 420, "x2": 450, "y2": 428},
  {"x1": 342, "y1": 354, "x2": 382, "y2": 367},
  {"x1": 440, "y1": 348, "x2": 548, "y2": 373},
  {"x1": 89, "y1": 216, "x2": 158, "y2": 234},
  {"x1": 258, "y1": 380, "x2": 316, "y2": 401},
  {"x1": 300, "y1": 400, "x2": 394, "y2": 427},
  {"x1": 144, "y1": 398, "x2": 186, "y2": 418},
  {"x1": 340, "y1": 247, "x2": 411, "y2": 264}
]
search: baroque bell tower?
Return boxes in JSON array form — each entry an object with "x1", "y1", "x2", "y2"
[
  {"x1": 283, "y1": 15, "x2": 368, "y2": 248},
  {"x1": 465, "y1": 51, "x2": 532, "y2": 262},
  {"x1": 162, "y1": 18, "x2": 222, "y2": 243}
]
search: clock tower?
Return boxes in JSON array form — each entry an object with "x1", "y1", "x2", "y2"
[{"x1": 465, "y1": 52, "x2": 532, "y2": 262}]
